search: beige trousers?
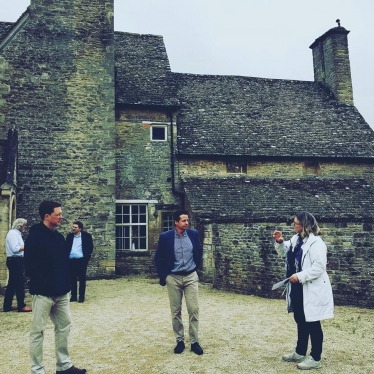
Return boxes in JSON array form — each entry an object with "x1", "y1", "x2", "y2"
[
  {"x1": 30, "y1": 293, "x2": 72, "y2": 374},
  {"x1": 166, "y1": 271, "x2": 199, "y2": 344}
]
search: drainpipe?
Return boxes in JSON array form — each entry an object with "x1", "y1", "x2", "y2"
[{"x1": 169, "y1": 109, "x2": 185, "y2": 207}]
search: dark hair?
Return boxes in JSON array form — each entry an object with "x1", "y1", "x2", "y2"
[
  {"x1": 295, "y1": 211, "x2": 320, "y2": 238},
  {"x1": 73, "y1": 221, "x2": 83, "y2": 230},
  {"x1": 173, "y1": 209, "x2": 189, "y2": 223},
  {"x1": 39, "y1": 201, "x2": 61, "y2": 220}
]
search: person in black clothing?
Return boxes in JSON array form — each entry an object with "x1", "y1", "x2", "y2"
[
  {"x1": 66, "y1": 221, "x2": 94, "y2": 303},
  {"x1": 24, "y1": 201, "x2": 86, "y2": 374}
]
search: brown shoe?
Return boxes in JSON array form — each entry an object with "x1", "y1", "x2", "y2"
[
  {"x1": 18, "y1": 306, "x2": 32, "y2": 312},
  {"x1": 56, "y1": 365, "x2": 87, "y2": 373}
]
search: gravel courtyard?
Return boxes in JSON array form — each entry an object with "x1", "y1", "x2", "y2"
[{"x1": 1, "y1": 276, "x2": 373, "y2": 374}]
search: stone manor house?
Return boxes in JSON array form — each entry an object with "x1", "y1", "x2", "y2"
[{"x1": 1, "y1": 1, "x2": 374, "y2": 307}]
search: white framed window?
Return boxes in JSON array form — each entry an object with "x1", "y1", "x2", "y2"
[
  {"x1": 162, "y1": 213, "x2": 174, "y2": 232},
  {"x1": 143, "y1": 121, "x2": 171, "y2": 141},
  {"x1": 116, "y1": 203, "x2": 148, "y2": 250}
]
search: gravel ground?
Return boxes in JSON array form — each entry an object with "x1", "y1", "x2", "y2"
[{"x1": 1, "y1": 276, "x2": 373, "y2": 374}]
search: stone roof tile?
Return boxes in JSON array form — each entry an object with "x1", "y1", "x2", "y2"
[
  {"x1": 173, "y1": 74, "x2": 374, "y2": 159},
  {"x1": 115, "y1": 31, "x2": 177, "y2": 107},
  {"x1": 183, "y1": 176, "x2": 374, "y2": 222}
]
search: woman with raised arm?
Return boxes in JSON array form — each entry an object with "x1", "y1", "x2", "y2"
[{"x1": 273, "y1": 212, "x2": 334, "y2": 370}]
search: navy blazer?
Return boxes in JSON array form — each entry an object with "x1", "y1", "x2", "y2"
[
  {"x1": 154, "y1": 228, "x2": 203, "y2": 286},
  {"x1": 66, "y1": 230, "x2": 94, "y2": 261}
]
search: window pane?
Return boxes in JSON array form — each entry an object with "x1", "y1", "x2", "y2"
[
  {"x1": 123, "y1": 214, "x2": 130, "y2": 224},
  {"x1": 115, "y1": 226, "x2": 123, "y2": 237},
  {"x1": 139, "y1": 225, "x2": 146, "y2": 236},
  {"x1": 116, "y1": 237, "x2": 122, "y2": 249},
  {"x1": 152, "y1": 127, "x2": 166, "y2": 140},
  {"x1": 116, "y1": 204, "x2": 148, "y2": 251},
  {"x1": 139, "y1": 238, "x2": 147, "y2": 249},
  {"x1": 124, "y1": 237, "x2": 130, "y2": 250},
  {"x1": 162, "y1": 213, "x2": 174, "y2": 231}
]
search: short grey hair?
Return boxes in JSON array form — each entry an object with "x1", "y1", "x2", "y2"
[{"x1": 12, "y1": 218, "x2": 27, "y2": 230}]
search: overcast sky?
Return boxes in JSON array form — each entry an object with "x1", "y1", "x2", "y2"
[{"x1": 2, "y1": 0, "x2": 374, "y2": 129}]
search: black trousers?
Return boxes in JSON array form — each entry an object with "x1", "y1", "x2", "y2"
[
  {"x1": 292, "y1": 297, "x2": 323, "y2": 361},
  {"x1": 3, "y1": 257, "x2": 26, "y2": 311},
  {"x1": 69, "y1": 258, "x2": 88, "y2": 300}
]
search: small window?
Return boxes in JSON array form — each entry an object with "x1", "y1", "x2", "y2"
[
  {"x1": 303, "y1": 161, "x2": 320, "y2": 175},
  {"x1": 227, "y1": 161, "x2": 247, "y2": 174},
  {"x1": 116, "y1": 204, "x2": 148, "y2": 250},
  {"x1": 151, "y1": 125, "x2": 167, "y2": 141},
  {"x1": 162, "y1": 213, "x2": 174, "y2": 232}
]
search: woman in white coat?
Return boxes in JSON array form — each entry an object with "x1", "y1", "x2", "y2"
[{"x1": 273, "y1": 212, "x2": 334, "y2": 370}]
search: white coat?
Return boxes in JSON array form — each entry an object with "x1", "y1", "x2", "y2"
[{"x1": 275, "y1": 233, "x2": 334, "y2": 322}]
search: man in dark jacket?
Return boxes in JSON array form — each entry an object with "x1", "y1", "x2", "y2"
[
  {"x1": 66, "y1": 221, "x2": 94, "y2": 303},
  {"x1": 154, "y1": 209, "x2": 204, "y2": 355},
  {"x1": 24, "y1": 201, "x2": 86, "y2": 374}
]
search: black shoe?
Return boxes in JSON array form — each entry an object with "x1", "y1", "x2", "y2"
[
  {"x1": 3, "y1": 306, "x2": 17, "y2": 312},
  {"x1": 78, "y1": 298, "x2": 84, "y2": 303},
  {"x1": 56, "y1": 365, "x2": 86, "y2": 373},
  {"x1": 191, "y1": 342, "x2": 203, "y2": 355},
  {"x1": 174, "y1": 341, "x2": 185, "y2": 354},
  {"x1": 70, "y1": 297, "x2": 77, "y2": 302}
]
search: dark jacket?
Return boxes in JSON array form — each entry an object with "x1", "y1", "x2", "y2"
[
  {"x1": 24, "y1": 222, "x2": 71, "y2": 297},
  {"x1": 154, "y1": 228, "x2": 203, "y2": 286},
  {"x1": 66, "y1": 230, "x2": 94, "y2": 261}
]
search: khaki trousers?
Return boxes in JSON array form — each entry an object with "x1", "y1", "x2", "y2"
[
  {"x1": 166, "y1": 271, "x2": 199, "y2": 344},
  {"x1": 30, "y1": 293, "x2": 72, "y2": 374}
]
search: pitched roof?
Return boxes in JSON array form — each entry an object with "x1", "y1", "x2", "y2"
[
  {"x1": 115, "y1": 31, "x2": 177, "y2": 107},
  {"x1": 173, "y1": 74, "x2": 374, "y2": 159},
  {"x1": 183, "y1": 176, "x2": 374, "y2": 222}
]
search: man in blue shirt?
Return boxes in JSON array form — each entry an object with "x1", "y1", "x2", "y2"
[
  {"x1": 66, "y1": 221, "x2": 94, "y2": 303},
  {"x1": 3, "y1": 218, "x2": 32, "y2": 312},
  {"x1": 154, "y1": 209, "x2": 203, "y2": 355}
]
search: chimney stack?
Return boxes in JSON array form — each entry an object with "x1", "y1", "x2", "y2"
[{"x1": 309, "y1": 20, "x2": 353, "y2": 105}]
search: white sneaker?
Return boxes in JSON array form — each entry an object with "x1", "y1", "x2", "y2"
[
  {"x1": 297, "y1": 355, "x2": 322, "y2": 370},
  {"x1": 282, "y1": 351, "x2": 306, "y2": 363}
]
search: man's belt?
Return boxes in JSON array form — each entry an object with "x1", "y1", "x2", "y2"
[{"x1": 171, "y1": 268, "x2": 196, "y2": 276}]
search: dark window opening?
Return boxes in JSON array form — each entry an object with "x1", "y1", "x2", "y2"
[
  {"x1": 151, "y1": 126, "x2": 166, "y2": 141},
  {"x1": 227, "y1": 161, "x2": 247, "y2": 174}
]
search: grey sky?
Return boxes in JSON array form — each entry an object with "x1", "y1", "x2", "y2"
[{"x1": 2, "y1": 0, "x2": 374, "y2": 129}]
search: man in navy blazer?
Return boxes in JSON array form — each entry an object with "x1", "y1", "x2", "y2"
[
  {"x1": 154, "y1": 209, "x2": 204, "y2": 355},
  {"x1": 66, "y1": 221, "x2": 94, "y2": 303}
]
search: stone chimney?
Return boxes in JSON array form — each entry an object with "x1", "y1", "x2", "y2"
[{"x1": 309, "y1": 21, "x2": 353, "y2": 105}]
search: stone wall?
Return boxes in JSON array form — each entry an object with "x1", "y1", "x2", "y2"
[
  {"x1": 207, "y1": 221, "x2": 374, "y2": 308},
  {"x1": 115, "y1": 107, "x2": 180, "y2": 275},
  {"x1": 1, "y1": 0, "x2": 116, "y2": 277},
  {"x1": 0, "y1": 56, "x2": 11, "y2": 289},
  {"x1": 179, "y1": 159, "x2": 374, "y2": 184},
  {"x1": 116, "y1": 108, "x2": 176, "y2": 202}
]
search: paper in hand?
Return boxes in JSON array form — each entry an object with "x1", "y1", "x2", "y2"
[{"x1": 271, "y1": 278, "x2": 289, "y2": 290}]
